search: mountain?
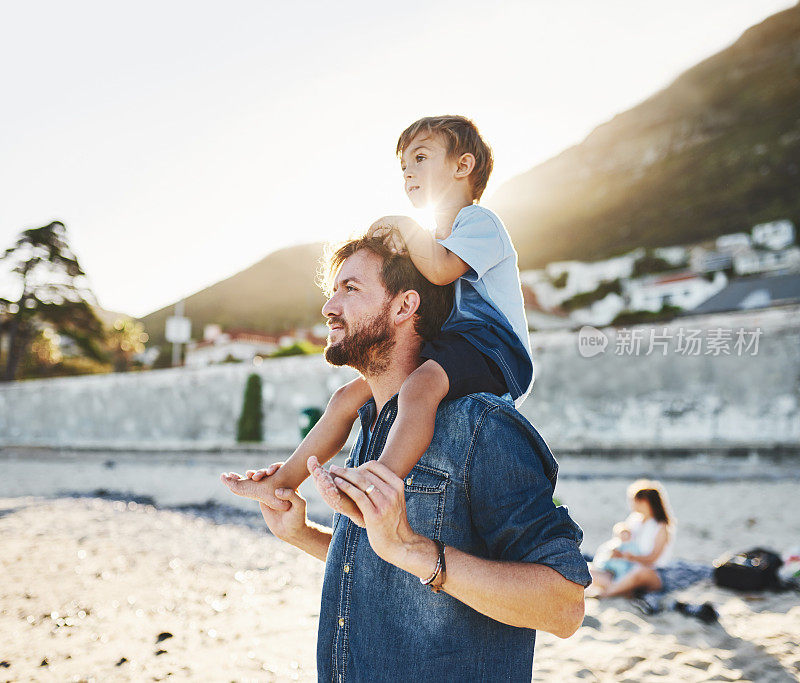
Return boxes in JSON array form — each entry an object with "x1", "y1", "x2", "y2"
[
  {"x1": 139, "y1": 242, "x2": 327, "y2": 346},
  {"x1": 487, "y1": 3, "x2": 800, "y2": 269},
  {"x1": 137, "y1": 5, "x2": 799, "y2": 341}
]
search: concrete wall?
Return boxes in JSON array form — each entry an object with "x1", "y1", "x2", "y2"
[
  {"x1": 0, "y1": 357, "x2": 358, "y2": 448},
  {"x1": 1, "y1": 305, "x2": 798, "y2": 451},
  {"x1": 525, "y1": 305, "x2": 800, "y2": 451}
]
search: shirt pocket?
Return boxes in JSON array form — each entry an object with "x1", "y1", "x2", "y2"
[{"x1": 403, "y1": 463, "x2": 449, "y2": 541}]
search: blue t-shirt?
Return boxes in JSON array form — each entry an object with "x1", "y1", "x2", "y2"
[{"x1": 438, "y1": 205, "x2": 534, "y2": 406}]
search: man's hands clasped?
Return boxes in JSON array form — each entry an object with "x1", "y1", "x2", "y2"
[
  {"x1": 222, "y1": 458, "x2": 427, "y2": 575},
  {"x1": 326, "y1": 460, "x2": 422, "y2": 568}
]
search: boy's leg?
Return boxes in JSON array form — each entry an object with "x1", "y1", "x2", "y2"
[
  {"x1": 370, "y1": 333, "x2": 507, "y2": 481},
  {"x1": 310, "y1": 361, "x2": 448, "y2": 523},
  {"x1": 376, "y1": 360, "x2": 449, "y2": 479},
  {"x1": 221, "y1": 377, "x2": 372, "y2": 507}
]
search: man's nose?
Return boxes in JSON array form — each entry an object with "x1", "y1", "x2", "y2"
[{"x1": 322, "y1": 296, "x2": 338, "y2": 318}]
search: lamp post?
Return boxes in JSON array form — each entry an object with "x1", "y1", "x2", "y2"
[{"x1": 165, "y1": 300, "x2": 191, "y2": 367}]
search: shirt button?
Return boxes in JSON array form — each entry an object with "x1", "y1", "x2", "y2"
[
  {"x1": 343, "y1": 564, "x2": 350, "y2": 573},
  {"x1": 405, "y1": 477, "x2": 413, "y2": 486},
  {"x1": 338, "y1": 617, "x2": 345, "y2": 627}
]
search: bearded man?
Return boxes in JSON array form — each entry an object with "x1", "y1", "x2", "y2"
[{"x1": 223, "y1": 234, "x2": 590, "y2": 682}]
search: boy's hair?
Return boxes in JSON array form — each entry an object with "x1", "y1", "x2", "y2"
[
  {"x1": 318, "y1": 233, "x2": 454, "y2": 341},
  {"x1": 396, "y1": 115, "x2": 494, "y2": 201}
]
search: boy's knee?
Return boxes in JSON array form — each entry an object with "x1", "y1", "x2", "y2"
[
  {"x1": 401, "y1": 360, "x2": 449, "y2": 398},
  {"x1": 329, "y1": 379, "x2": 371, "y2": 414}
]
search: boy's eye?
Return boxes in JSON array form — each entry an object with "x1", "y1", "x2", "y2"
[{"x1": 415, "y1": 154, "x2": 425, "y2": 162}]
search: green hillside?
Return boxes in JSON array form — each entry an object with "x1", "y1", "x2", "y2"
[
  {"x1": 487, "y1": 3, "x2": 800, "y2": 269},
  {"x1": 137, "y1": 4, "x2": 799, "y2": 341},
  {"x1": 140, "y1": 242, "x2": 327, "y2": 346}
]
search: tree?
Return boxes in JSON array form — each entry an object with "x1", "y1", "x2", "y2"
[
  {"x1": 0, "y1": 221, "x2": 107, "y2": 382},
  {"x1": 237, "y1": 373, "x2": 264, "y2": 442},
  {"x1": 107, "y1": 318, "x2": 149, "y2": 372}
]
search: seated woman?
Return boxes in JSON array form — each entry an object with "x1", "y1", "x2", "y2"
[{"x1": 587, "y1": 479, "x2": 676, "y2": 598}]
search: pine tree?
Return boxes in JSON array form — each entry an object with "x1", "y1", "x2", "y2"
[{"x1": 0, "y1": 221, "x2": 106, "y2": 382}]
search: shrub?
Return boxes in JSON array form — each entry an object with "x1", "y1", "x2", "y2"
[
  {"x1": 237, "y1": 373, "x2": 263, "y2": 442},
  {"x1": 610, "y1": 304, "x2": 682, "y2": 326},
  {"x1": 270, "y1": 340, "x2": 323, "y2": 358}
]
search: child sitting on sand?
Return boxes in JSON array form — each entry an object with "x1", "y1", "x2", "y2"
[
  {"x1": 593, "y1": 522, "x2": 641, "y2": 579},
  {"x1": 222, "y1": 115, "x2": 533, "y2": 522}
]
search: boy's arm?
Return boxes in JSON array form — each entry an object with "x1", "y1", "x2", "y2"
[
  {"x1": 369, "y1": 216, "x2": 469, "y2": 286},
  {"x1": 268, "y1": 377, "x2": 370, "y2": 490},
  {"x1": 223, "y1": 378, "x2": 370, "y2": 510}
]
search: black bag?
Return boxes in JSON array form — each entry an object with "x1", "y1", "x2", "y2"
[{"x1": 713, "y1": 547, "x2": 784, "y2": 591}]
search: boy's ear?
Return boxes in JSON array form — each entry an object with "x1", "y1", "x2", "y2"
[
  {"x1": 454, "y1": 152, "x2": 476, "y2": 180},
  {"x1": 393, "y1": 289, "x2": 421, "y2": 326}
]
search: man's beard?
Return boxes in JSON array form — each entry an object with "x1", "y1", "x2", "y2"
[{"x1": 324, "y1": 300, "x2": 396, "y2": 377}]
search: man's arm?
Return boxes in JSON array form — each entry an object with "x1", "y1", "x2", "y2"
[
  {"x1": 257, "y1": 485, "x2": 333, "y2": 562},
  {"x1": 369, "y1": 216, "x2": 469, "y2": 286},
  {"x1": 329, "y1": 462, "x2": 586, "y2": 638}
]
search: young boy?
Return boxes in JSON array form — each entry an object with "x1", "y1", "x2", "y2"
[{"x1": 221, "y1": 115, "x2": 534, "y2": 522}]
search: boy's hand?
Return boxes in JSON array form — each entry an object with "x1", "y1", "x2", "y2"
[
  {"x1": 220, "y1": 462, "x2": 292, "y2": 511},
  {"x1": 368, "y1": 216, "x2": 417, "y2": 255}
]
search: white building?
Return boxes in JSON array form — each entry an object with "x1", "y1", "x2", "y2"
[
  {"x1": 185, "y1": 328, "x2": 280, "y2": 367},
  {"x1": 733, "y1": 246, "x2": 800, "y2": 276},
  {"x1": 752, "y1": 220, "x2": 795, "y2": 251},
  {"x1": 567, "y1": 293, "x2": 626, "y2": 327},
  {"x1": 689, "y1": 246, "x2": 733, "y2": 273},
  {"x1": 715, "y1": 232, "x2": 751, "y2": 253},
  {"x1": 653, "y1": 245, "x2": 689, "y2": 266},
  {"x1": 525, "y1": 248, "x2": 644, "y2": 310},
  {"x1": 623, "y1": 271, "x2": 728, "y2": 312}
]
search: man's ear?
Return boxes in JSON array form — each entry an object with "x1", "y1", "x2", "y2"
[
  {"x1": 393, "y1": 289, "x2": 421, "y2": 327},
  {"x1": 454, "y1": 152, "x2": 476, "y2": 180}
]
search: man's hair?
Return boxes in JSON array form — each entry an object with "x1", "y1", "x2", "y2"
[
  {"x1": 319, "y1": 234, "x2": 453, "y2": 341},
  {"x1": 396, "y1": 115, "x2": 494, "y2": 201}
]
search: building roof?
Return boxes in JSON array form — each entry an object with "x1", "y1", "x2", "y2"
[
  {"x1": 652, "y1": 271, "x2": 702, "y2": 285},
  {"x1": 686, "y1": 273, "x2": 800, "y2": 315}
]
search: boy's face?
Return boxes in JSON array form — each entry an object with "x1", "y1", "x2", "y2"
[{"x1": 399, "y1": 132, "x2": 460, "y2": 209}]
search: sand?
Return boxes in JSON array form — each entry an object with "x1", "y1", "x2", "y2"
[{"x1": 1, "y1": 475, "x2": 799, "y2": 682}]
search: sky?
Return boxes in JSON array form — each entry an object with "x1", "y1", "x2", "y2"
[{"x1": 1, "y1": 0, "x2": 794, "y2": 318}]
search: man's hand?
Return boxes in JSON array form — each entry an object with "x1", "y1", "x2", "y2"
[
  {"x1": 328, "y1": 461, "x2": 427, "y2": 570},
  {"x1": 307, "y1": 456, "x2": 365, "y2": 527},
  {"x1": 258, "y1": 487, "x2": 311, "y2": 545},
  {"x1": 219, "y1": 463, "x2": 291, "y2": 511},
  {"x1": 329, "y1": 461, "x2": 586, "y2": 636}
]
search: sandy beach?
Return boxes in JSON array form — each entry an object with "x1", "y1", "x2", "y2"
[{"x1": 1, "y1": 473, "x2": 799, "y2": 682}]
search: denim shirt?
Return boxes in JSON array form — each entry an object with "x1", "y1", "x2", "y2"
[{"x1": 317, "y1": 392, "x2": 591, "y2": 682}]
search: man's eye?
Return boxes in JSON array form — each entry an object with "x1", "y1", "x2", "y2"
[{"x1": 345, "y1": 285, "x2": 356, "y2": 292}]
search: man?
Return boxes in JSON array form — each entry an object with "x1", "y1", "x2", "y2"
[{"x1": 223, "y1": 235, "x2": 590, "y2": 681}]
